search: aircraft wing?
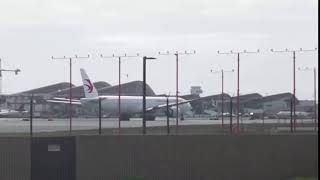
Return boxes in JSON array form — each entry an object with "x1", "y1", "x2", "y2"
[
  {"x1": 146, "y1": 99, "x2": 193, "y2": 112},
  {"x1": 50, "y1": 97, "x2": 81, "y2": 102},
  {"x1": 46, "y1": 98, "x2": 82, "y2": 105},
  {"x1": 145, "y1": 95, "x2": 212, "y2": 112}
]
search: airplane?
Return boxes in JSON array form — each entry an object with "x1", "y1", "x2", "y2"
[
  {"x1": 0, "y1": 104, "x2": 28, "y2": 118},
  {"x1": 47, "y1": 68, "x2": 195, "y2": 120},
  {"x1": 276, "y1": 111, "x2": 310, "y2": 119}
]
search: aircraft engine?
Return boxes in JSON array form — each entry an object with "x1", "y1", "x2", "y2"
[{"x1": 166, "y1": 107, "x2": 180, "y2": 117}]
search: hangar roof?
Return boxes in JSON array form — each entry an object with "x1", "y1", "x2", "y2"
[
  {"x1": 262, "y1": 92, "x2": 294, "y2": 102},
  {"x1": 13, "y1": 82, "x2": 74, "y2": 95},
  {"x1": 98, "y1": 81, "x2": 156, "y2": 96},
  {"x1": 232, "y1": 93, "x2": 263, "y2": 102}
]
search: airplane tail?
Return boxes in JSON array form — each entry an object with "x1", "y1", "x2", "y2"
[{"x1": 80, "y1": 68, "x2": 99, "y2": 98}]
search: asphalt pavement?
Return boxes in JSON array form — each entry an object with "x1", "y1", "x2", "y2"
[{"x1": 0, "y1": 117, "x2": 317, "y2": 135}]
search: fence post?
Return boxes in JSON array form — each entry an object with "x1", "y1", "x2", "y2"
[
  {"x1": 99, "y1": 97, "x2": 102, "y2": 135},
  {"x1": 290, "y1": 98, "x2": 293, "y2": 133},
  {"x1": 30, "y1": 94, "x2": 33, "y2": 137},
  {"x1": 230, "y1": 98, "x2": 233, "y2": 134},
  {"x1": 166, "y1": 97, "x2": 170, "y2": 135}
]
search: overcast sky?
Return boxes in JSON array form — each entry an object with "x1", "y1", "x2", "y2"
[{"x1": 0, "y1": 0, "x2": 318, "y2": 99}]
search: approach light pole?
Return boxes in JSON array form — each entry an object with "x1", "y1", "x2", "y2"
[
  {"x1": 158, "y1": 50, "x2": 196, "y2": 134},
  {"x1": 142, "y1": 56, "x2": 156, "y2": 135},
  {"x1": 298, "y1": 67, "x2": 318, "y2": 131},
  {"x1": 51, "y1": 55, "x2": 90, "y2": 135},
  {"x1": 0, "y1": 58, "x2": 21, "y2": 94},
  {"x1": 210, "y1": 69, "x2": 234, "y2": 129},
  {"x1": 218, "y1": 50, "x2": 259, "y2": 134},
  {"x1": 101, "y1": 53, "x2": 139, "y2": 135},
  {"x1": 271, "y1": 48, "x2": 317, "y2": 132}
]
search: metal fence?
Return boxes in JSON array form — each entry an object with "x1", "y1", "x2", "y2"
[
  {"x1": 0, "y1": 137, "x2": 31, "y2": 180},
  {"x1": 0, "y1": 94, "x2": 318, "y2": 136},
  {"x1": 0, "y1": 134, "x2": 318, "y2": 180}
]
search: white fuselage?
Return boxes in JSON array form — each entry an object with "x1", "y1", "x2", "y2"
[
  {"x1": 0, "y1": 109, "x2": 28, "y2": 118},
  {"x1": 80, "y1": 96, "x2": 192, "y2": 117}
]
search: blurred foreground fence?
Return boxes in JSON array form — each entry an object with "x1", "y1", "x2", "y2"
[{"x1": 0, "y1": 134, "x2": 318, "y2": 180}]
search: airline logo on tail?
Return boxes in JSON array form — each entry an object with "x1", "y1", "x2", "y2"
[
  {"x1": 80, "y1": 68, "x2": 99, "y2": 98},
  {"x1": 84, "y1": 79, "x2": 93, "y2": 93}
]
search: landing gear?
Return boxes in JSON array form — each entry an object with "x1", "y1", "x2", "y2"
[
  {"x1": 180, "y1": 114, "x2": 184, "y2": 120},
  {"x1": 120, "y1": 114, "x2": 131, "y2": 121},
  {"x1": 146, "y1": 114, "x2": 156, "y2": 121}
]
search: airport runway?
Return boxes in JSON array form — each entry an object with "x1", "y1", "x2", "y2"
[{"x1": 0, "y1": 117, "x2": 316, "y2": 134}]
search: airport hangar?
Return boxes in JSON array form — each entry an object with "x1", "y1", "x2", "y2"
[
  {"x1": 181, "y1": 92, "x2": 304, "y2": 118},
  {"x1": 0, "y1": 80, "x2": 315, "y2": 119}
]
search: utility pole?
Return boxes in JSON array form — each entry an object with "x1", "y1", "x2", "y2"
[
  {"x1": 0, "y1": 58, "x2": 21, "y2": 94},
  {"x1": 218, "y1": 50, "x2": 259, "y2": 134},
  {"x1": 158, "y1": 50, "x2": 196, "y2": 134},
  {"x1": 298, "y1": 67, "x2": 318, "y2": 131},
  {"x1": 210, "y1": 69, "x2": 234, "y2": 129},
  {"x1": 142, "y1": 56, "x2": 156, "y2": 135},
  {"x1": 101, "y1": 53, "x2": 139, "y2": 135},
  {"x1": 271, "y1": 48, "x2": 317, "y2": 132},
  {"x1": 51, "y1": 55, "x2": 90, "y2": 135}
]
